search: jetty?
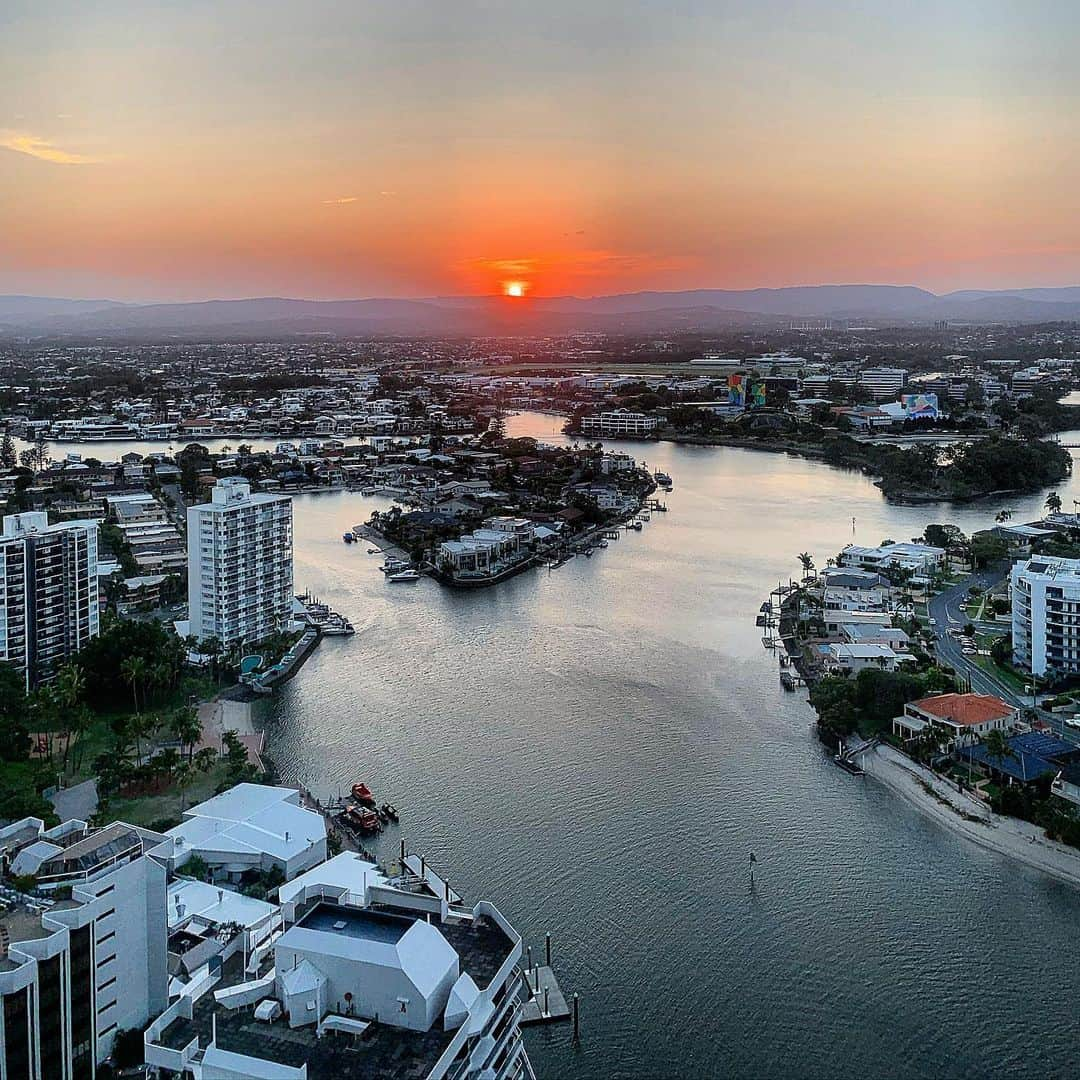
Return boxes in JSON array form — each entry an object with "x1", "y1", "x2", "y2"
[{"x1": 519, "y1": 933, "x2": 574, "y2": 1028}]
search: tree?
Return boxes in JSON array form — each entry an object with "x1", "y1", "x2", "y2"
[
  {"x1": 222, "y1": 729, "x2": 253, "y2": 783},
  {"x1": 982, "y1": 728, "x2": 1014, "y2": 773},
  {"x1": 169, "y1": 705, "x2": 202, "y2": 762},
  {"x1": 0, "y1": 663, "x2": 32, "y2": 762},
  {"x1": 1046, "y1": 491, "x2": 1063, "y2": 515},
  {"x1": 53, "y1": 663, "x2": 87, "y2": 770},
  {"x1": 193, "y1": 745, "x2": 218, "y2": 774},
  {"x1": 970, "y1": 533, "x2": 1008, "y2": 569},
  {"x1": 120, "y1": 655, "x2": 146, "y2": 714},
  {"x1": 0, "y1": 434, "x2": 16, "y2": 469},
  {"x1": 798, "y1": 552, "x2": 815, "y2": 581}
]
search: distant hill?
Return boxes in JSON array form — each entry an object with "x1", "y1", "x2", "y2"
[
  {"x1": 5, "y1": 283, "x2": 1080, "y2": 339},
  {"x1": 0, "y1": 295, "x2": 128, "y2": 320}
]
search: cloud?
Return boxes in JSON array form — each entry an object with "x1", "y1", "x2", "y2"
[
  {"x1": 379, "y1": 190, "x2": 397, "y2": 197},
  {"x1": 0, "y1": 131, "x2": 99, "y2": 165},
  {"x1": 322, "y1": 195, "x2": 359, "y2": 204}
]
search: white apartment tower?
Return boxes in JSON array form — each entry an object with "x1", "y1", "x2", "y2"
[
  {"x1": 187, "y1": 477, "x2": 293, "y2": 646},
  {"x1": 0, "y1": 512, "x2": 100, "y2": 690},
  {"x1": 1011, "y1": 555, "x2": 1080, "y2": 676},
  {"x1": 0, "y1": 822, "x2": 169, "y2": 1078}
]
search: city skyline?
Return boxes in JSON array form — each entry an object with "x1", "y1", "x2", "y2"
[{"x1": 4, "y1": 1, "x2": 1080, "y2": 301}]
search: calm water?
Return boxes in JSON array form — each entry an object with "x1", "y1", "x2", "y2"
[{"x1": 43, "y1": 418, "x2": 1080, "y2": 1077}]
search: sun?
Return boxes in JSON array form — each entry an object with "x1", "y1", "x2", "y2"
[{"x1": 503, "y1": 281, "x2": 528, "y2": 297}]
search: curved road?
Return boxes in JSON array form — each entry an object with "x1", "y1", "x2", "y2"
[{"x1": 928, "y1": 567, "x2": 1080, "y2": 743}]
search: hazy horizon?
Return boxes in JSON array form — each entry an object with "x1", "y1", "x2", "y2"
[
  {"x1": 4, "y1": 2, "x2": 1080, "y2": 302},
  {"x1": 9, "y1": 280, "x2": 1080, "y2": 307}
]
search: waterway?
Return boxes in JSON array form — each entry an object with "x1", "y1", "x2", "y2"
[
  {"x1": 26, "y1": 418, "x2": 1080, "y2": 1077},
  {"x1": 256, "y1": 413, "x2": 1080, "y2": 1079}
]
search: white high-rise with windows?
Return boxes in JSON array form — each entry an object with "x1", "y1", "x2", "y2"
[
  {"x1": 1011, "y1": 555, "x2": 1080, "y2": 676},
  {"x1": 0, "y1": 512, "x2": 100, "y2": 690},
  {"x1": 186, "y1": 477, "x2": 293, "y2": 646}
]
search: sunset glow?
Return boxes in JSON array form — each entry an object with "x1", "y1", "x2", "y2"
[
  {"x1": 504, "y1": 282, "x2": 527, "y2": 298},
  {"x1": 2, "y1": 3, "x2": 1080, "y2": 301}
]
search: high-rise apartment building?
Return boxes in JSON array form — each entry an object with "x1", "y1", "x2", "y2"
[
  {"x1": 1011, "y1": 555, "x2": 1080, "y2": 676},
  {"x1": 0, "y1": 512, "x2": 100, "y2": 690},
  {"x1": 186, "y1": 477, "x2": 293, "y2": 645},
  {"x1": 0, "y1": 821, "x2": 168, "y2": 1078}
]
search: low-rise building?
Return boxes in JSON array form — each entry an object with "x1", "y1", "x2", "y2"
[
  {"x1": 839, "y1": 541, "x2": 945, "y2": 578},
  {"x1": 580, "y1": 410, "x2": 659, "y2": 437},
  {"x1": 892, "y1": 692, "x2": 1017, "y2": 745},
  {"x1": 155, "y1": 784, "x2": 328, "y2": 883},
  {"x1": 144, "y1": 851, "x2": 532, "y2": 1080}
]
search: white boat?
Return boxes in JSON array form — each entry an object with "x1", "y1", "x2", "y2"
[{"x1": 388, "y1": 570, "x2": 421, "y2": 582}]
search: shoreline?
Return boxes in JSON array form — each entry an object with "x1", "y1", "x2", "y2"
[{"x1": 861, "y1": 742, "x2": 1080, "y2": 890}]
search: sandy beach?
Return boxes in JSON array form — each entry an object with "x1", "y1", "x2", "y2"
[{"x1": 861, "y1": 742, "x2": 1080, "y2": 890}]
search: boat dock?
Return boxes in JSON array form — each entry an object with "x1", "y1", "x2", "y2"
[
  {"x1": 520, "y1": 964, "x2": 571, "y2": 1025},
  {"x1": 295, "y1": 591, "x2": 355, "y2": 635}
]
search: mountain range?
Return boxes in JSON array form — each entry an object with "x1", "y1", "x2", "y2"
[{"x1": 5, "y1": 284, "x2": 1080, "y2": 339}]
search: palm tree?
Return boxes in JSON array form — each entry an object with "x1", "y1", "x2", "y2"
[
  {"x1": 1046, "y1": 491, "x2": 1063, "y2": 515},
  {"x1": 798, "y1": 552, "x2": 815, "y2": 582},
  {"x1": 982, "y1": 728, "x2": 1015, "y2": 777},
  {"x1": 193, "y1": 746, "x2": 218, "y2": 775},
  {"x1": 121, "y1": 655, "x2": 146, "y2": 714},
  {"x1": 995, "y1": 509, "x2": 1014, "y2": 524},
  {"x1": 53, "y1": 663, "x2": 86, "y2": 770},
  {"x1": 170, "y1": 706, "x2": 202, "y2": 762}
]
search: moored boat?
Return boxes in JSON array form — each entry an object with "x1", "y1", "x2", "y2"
[{"x1": 351, "y1": 782, "x2": 375, "y2": 806}]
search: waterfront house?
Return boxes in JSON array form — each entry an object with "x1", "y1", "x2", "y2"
[
  {"x1": 821, "y1": 569, "x2": 891, "y2": 613},
  {"x1": 838, "y1": 623, "x2": 911, "y2": 651},
  {"x1": 819, "y1": 642, "x2": 903, "y2": 675},
  {"x1": 839, "y1": 541, "x2": 945, "y2": 578},
  {"x1": 892, "y1": 693, "x2": 1017, "y2": 746},
  {"x1": 957, "y1": 731, "x2": 1078, "y2": 794}
]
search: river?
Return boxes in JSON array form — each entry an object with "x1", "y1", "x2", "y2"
[{"x1": 24, "y1": 417, "x2": 1080, "y2": 1077}]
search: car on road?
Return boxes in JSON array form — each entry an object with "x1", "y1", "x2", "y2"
[{"x1": 1065, "y1": 717, "x2": 1080, "y2": 730}]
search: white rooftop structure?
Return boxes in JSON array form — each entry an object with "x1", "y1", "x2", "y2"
[
  {"x1": 167, "y1": 877, "x2": 278, "y2": 932},
  {"x1": 160, "y1": 784, "x2": 327, "y2": 881}
]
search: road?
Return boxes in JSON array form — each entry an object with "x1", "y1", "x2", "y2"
[{"x1": 928, "y1": 567, "x2": 1080, "y2": 743}]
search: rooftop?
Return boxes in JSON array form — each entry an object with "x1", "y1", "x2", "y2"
[{"x1": 911, "y1": 693, "x2": 1014, "y2": 726}]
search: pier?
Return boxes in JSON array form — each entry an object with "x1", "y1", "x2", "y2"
[{"x1": 520, "y1": 965, "x2": 571, "y2": 1025}]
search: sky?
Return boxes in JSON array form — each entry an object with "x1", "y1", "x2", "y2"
[{"x1": 2, "y1": 0, "x2": 1080, "y2": 302}]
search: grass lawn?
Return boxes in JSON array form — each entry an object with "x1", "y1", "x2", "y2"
[
  {"x1": 104, "y1": 760, "x2": 233, "y2": 830},
  {"x1": 972, "y1": 654, "x2": 1029, "y2": 695}
]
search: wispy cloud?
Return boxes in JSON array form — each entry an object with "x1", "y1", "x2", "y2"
[
  {"x1": 0, "y1": 131, "x2": 99, "y2": 165},
  {"x1": 323, "y1": 195, "x2": 359, "y2": 205},
  {"x1": 379, "y1": 190, "x2": 397, "y2": 197}
]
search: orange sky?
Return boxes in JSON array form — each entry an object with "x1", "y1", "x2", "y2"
[{"x1": 3, "y1": 1, "x2": 1080, "y2": 300}]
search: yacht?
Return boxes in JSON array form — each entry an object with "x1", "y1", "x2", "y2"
[{"x1": 388, "y1": 569, "x2": 421, "y2": 582}]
